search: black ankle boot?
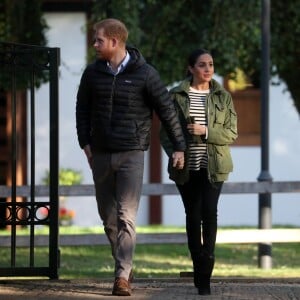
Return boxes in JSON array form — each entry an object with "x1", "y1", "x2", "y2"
[
  {"x1": 198, "y1": 275, "x2": 211, "y2": 295},
  {"x1": 191, "y1": 255, "x2": 201, "y2": 288},
  {"x1": 198, "y1": 287, "x2": 211, "y2": 295},
  {"x1": 192, "y1": 254, "x2": 214, "y2": 294}
]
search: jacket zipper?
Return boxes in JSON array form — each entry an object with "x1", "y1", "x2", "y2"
[{"x1": 109, "y1": 75, "x2": 117, "y2": 125}]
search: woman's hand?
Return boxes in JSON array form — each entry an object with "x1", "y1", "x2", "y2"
[{"x1": 187, "y1": 123, "x2": 207, "y2": 136}]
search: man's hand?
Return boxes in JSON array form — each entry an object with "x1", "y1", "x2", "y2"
[
  {"x1": 83, "y1": 144, "x2": 93, "y2": 169},
  {"x1": 172, "y1": 151, "x2": 185, "y2": 169}
]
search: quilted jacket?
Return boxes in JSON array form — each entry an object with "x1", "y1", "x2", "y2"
[{"x1": 76, "y1": 46, "x2": 186, "y2": 153}]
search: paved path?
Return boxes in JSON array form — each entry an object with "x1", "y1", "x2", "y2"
[{"x1": 0, "y1": 278, "x2": 299, "y2": 300}]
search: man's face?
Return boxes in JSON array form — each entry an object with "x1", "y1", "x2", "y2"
[{"x1": 93, "y1": 28, "x2": 114, "y2": 60}]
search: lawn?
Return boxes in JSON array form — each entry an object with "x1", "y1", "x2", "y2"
[
  {"x1": 0, "y1": 226, "x2": 299, "y2": 279},
  {"x1": 57, "y1": 243, "x2": 300, "y2": 279}
]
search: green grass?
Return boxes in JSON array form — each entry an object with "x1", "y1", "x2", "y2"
[
  {"x1": 0, "y1": 243, "x2": 298, "y2": 279},
  {"x1": 0, "y1": 225, "x2": 187, "y2": 235},
  {"x1": 0, "y1": 224, "x2": 297, "y2": 235},
  {"x1": 0, "y1": 226, "x2": 299, "y2": 279},
  {"x1": 57, "y1": 243, "x2": 299, "y2": 279}
]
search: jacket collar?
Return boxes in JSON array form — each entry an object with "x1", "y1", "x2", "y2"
[
  {"x1": 171, "y1": 77, "x2": 224, "y2": 95},
  {"x1": 94, "y1": 46, "x2": 146, "y2": 73}
]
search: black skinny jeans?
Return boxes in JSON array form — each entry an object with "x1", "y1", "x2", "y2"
[{"x1": 176, "y1": 169, "x2": 223, "y2": 258}]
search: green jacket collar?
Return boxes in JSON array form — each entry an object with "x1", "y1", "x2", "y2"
[{"x1": 170, "y1": 77, "x2": 224, "y2": 96}]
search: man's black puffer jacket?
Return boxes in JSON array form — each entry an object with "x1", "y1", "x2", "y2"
[{"x1": 76, "y1": 46, "x2": 186, "y2": 153}]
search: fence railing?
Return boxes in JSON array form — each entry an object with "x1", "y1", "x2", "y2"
[
  {"x1": 1, "y1": 181, "x2": 299, "y2": 246},
  {"x1": 1, "y1": 180, "x2": 300, "y2": 197},
  {"x1": 1, "y1": 229, "x2": 300, "y2": 247}
]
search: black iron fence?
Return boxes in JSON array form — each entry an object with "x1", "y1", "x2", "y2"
[{"x1": 0, "y1": 42, "x2": 60, "y2": 279}]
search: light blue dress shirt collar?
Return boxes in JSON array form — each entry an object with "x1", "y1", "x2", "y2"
[{"x1": 107, "y1": 51, "x2": 130, "y2": 75}]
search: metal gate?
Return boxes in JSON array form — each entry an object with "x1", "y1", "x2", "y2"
[{"x1": 0, "y1": 42, "x2": 60, "y2": 279}]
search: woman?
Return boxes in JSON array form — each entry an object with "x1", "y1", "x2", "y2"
[{"x1": 160, "y1": 49, "x2": 238, "y2": 295}]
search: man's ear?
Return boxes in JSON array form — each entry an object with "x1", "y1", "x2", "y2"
[{"x1": 111, "y1": 38, "x2": 118, "y2": 48}]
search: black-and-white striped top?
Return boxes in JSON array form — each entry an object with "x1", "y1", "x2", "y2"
[{"x1": 188, "y1": 87, "x2": 209, "y2": 170}]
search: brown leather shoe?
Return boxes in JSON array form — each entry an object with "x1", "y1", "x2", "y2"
[{"x1": 112, "y1": 277, "x2": 132, "y2": 296}]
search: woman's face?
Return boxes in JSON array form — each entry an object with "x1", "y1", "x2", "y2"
[{"x1": 188, "y1": 53, "x2": 214, "y2": 84}]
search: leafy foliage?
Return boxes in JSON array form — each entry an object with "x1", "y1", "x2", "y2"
[
  {"x1": 0, "y1": 0, "x2": 49, "y2": 89},
  {"x1": 89, "y1": 0, "x2": 300, "y2": 114},
  {"x1": 42, "y1": 168, "x2": 83, "y2": 186},
  {"x1": 270, "y1": 1, "x2": 300, "y2": 113},
  {"x1": 0, "y1": 0, "x2": 48, "y2": 44}
]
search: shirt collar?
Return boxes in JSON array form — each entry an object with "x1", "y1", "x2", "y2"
[{"x1": 107, "y1": 51, "x2": 130, "y2": 75}]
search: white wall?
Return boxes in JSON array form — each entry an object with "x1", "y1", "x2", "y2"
[{"x1": 34, "y1": 13, "x2": 300, "y2": 227}]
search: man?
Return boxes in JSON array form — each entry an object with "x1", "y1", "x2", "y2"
[{"x1": 76, "y1": 18, "x2": 185, "y2": 296}]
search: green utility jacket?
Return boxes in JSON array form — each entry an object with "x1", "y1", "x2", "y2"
[{"x1": 160, "y1": 78, "x2": 238, "y2": 184}]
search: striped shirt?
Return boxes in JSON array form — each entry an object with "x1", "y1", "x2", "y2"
[{"x1": 188, "y1": 87, "x2": 209, "y2": 170}]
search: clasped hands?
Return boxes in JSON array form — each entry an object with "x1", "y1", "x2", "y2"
[
  {"x1": 172, "y1": 151, "x2": 185, "y2": 169},
  {"x1": 171, "y1": 124, "x2": 207, "y2": 170},
  {"x1": 84, "y1": 144, "x2": 185, "y2": 170}
]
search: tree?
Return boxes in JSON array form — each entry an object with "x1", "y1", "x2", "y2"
[
  {"x1": 204, "y1": 0, "x2": 300, "y2": 113},
  {"x1": 89, "y1": 0, "x2": 300, "y2": 114},
  {"x1": 0, "y1": 0, "x2": 49, "y2": 89},
  {"x1": 0, "y1": 0, "x2": 47, "y2": 44},
  {"x1": 270, "y1": 1, "x2": 300, "y2": 113}
]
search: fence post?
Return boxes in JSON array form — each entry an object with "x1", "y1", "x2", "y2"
[
  {"x1": 48, "y1": 47, "x2": 60, "y2": 279},
  {"x1": 258, "y1": 0, "x2": 272, "y2": 270}
]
